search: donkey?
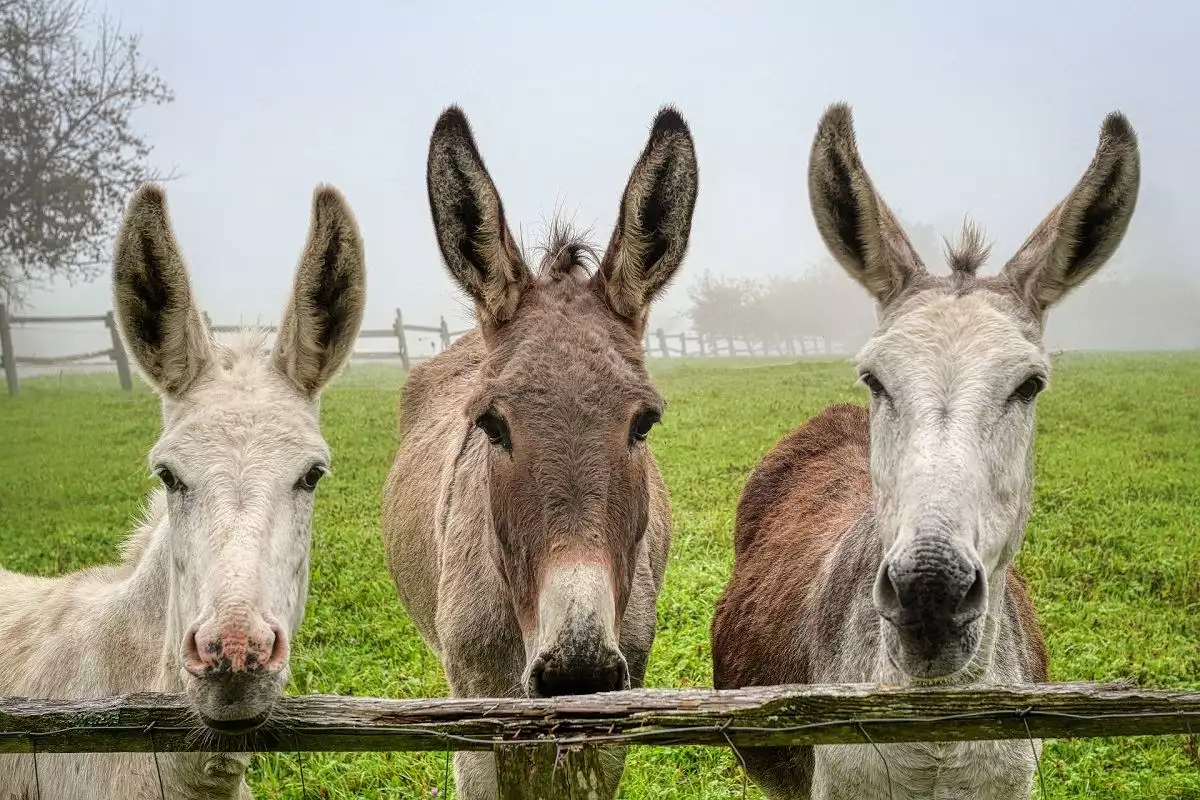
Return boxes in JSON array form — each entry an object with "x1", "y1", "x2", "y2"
[
  {"x1": 0, "y1": 183, "x2": 366, "y2": 799},
  {"x1": 712, "y1": 104, "x2": 1139, "y2": 799},
  {"x1": 382, "y1": 105, "x2": 698, "y2": 798}
]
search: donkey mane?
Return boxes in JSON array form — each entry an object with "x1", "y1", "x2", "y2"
[
  {"x1": 943, "y1": 219, "x2": 993, "y2": 277},
  {"x1": 531, "y1": 219, "x2": 599, "y2": 282}
]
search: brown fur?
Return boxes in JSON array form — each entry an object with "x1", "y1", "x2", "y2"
[
  {"x1": 710, "y1": 102, "x2": 1136, "y2": 800},
  {"x1": 713, "y1": 406, "x2": 1048, "y2": 795},
  {"x1": 382, "y1": 105, "x2": 698, "y2": 799},
  {"x1": 715, "y1": 404, "x2": 1048, "y2": 689}
]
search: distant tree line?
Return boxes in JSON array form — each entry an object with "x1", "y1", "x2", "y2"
[
  {"x1": 683, "y1": 210, "x2": 1200, "y2": 355},
  {"x1": 685, "y1": 263, "x2": 876, "y2": 354}
]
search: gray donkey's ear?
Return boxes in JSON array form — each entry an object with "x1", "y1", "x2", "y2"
[
  {"x1": 1001, "y1": 112, "x2": 1140, "y2": 315},
  {"x1": 426, "y1": 106, "x2": 530, "y2": 326},
  {"x1": 596, "y1": 106, "x2": 700, "y2": 325},
  {"x1": 113, "y1": 184, "x2": 213, "y2": 396}
]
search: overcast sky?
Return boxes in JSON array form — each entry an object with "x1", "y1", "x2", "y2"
[{"x1": 21, "y1": 0, "x2": 1200, "y2": 343}]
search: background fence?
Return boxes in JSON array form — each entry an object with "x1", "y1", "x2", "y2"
[
  {"x1": 0, "y1": 303, "x2": 843, "y2": 396},
  {"x1": 1, "y1": 683, "x2": 1197, "y2": 799}
]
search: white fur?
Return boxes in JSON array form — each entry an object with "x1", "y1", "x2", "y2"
[{"x1": 0, "y1": 184, "x2": 365, "y2": 799}]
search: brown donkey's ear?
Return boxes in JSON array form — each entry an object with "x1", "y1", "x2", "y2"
[
  {"x1": 426, "y1": 106, "x2": 530, "y2": 326},
  {"x1": 113, "y1": 184, "x2": 213, "y2": 397},
  {"x1": 1001, "y1": 112, "x2": 1140, "y2": 315},
  {"x1": 273, "y1": 185, "x2": 367, "y2": 398},
  {"x1": 808, "y1": 103, "x2": 926, "y2": 308},
  {"x1": 596, "y1": 106, "x2": 699, "y2": 326}
]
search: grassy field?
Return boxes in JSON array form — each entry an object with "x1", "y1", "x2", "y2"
[{"x1": 1, "y1": 353, "x2": 1198, "y2": 798}]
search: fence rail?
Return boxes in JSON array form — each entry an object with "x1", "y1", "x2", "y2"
[
  {"x1": 0, "y1": 305, "x2": 466, "y2": 396},
  {"x1": 2, "y1": 302, "x2": 846, "y2": 396},
  {"x1": 2, "y1": 682, "x2": 1196, "y2": 754},
  {"x1": 1, "y1": 682, "x2": 1196, "y2": 797}
]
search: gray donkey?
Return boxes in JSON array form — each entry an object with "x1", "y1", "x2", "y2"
[{"x1": 382, "y1": 105, "x2": 698, "y2": 798}]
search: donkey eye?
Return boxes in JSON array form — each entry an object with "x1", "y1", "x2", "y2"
[
  {"x1": 296, "y1": 465, "x2": 327, "y2": 492},
  {"x1": 475, "y1": 410, "x2": 512, "y2": 451},
  {"x1": 630, "y1": 409, "x2": 661, "y2": 445},
  {"x1": 155, "y1": 466, "x2": 184, "y2": 493},
  {"x1": 1011, "y1": 375, "x2": 1046, "y2": 404},
  {"x1": 860, "y1": 372, "x2": 889, "y2": 399}
]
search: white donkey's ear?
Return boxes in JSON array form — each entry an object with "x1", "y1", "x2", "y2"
[
  {"x1": 273, "y1": 185, "x2": 367, "y2": 397},
  {"x1": 808, "y1": 103, "x2": 927, "y2": 308},
  {"x1": 1001, "y1": 112, "x2": 1140, "y2": 315},
  {"x1": 113, "y1": 184, "x2": 213, "y2": 396}
]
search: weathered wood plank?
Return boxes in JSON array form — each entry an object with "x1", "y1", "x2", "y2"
[
  {"x1": 0, "y1": 683, "x2": 1196, "y2": 754},
  {"x1": 14, "y1": 348, "x2": 113, "y2": 366},
  {"x1": 495, "y1": 742, "x2": 611, "y2": 800},
  {"x1": 9, "y1": 314, "x2": 107, "y2": 324}
]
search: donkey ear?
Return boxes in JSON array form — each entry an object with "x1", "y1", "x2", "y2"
[
  {"x1": 426, "y1": 106, "x2": 530, "y2": 325},
  {"x1": 808, "y1": 103, "x2": 926, "y2": 307},
  {"x1": 596, "y1": 106, "x2": 699, "y2": 324},
  {"x1": 113, "y1": 184, "x2": 213, "y2": 396},
  {"x1": 273, "y1": 185, "x2": 367, "y2": 398},
  {"x1": 1001, "y1": 112, "x2": 1140, "y2": 315}
]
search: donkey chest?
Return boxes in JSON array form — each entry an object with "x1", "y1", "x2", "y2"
[{"x1": 813, "y1": 739, "x2": 1038, "y2": 800}]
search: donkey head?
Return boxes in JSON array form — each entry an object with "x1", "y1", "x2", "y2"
[
  {"x1": 426, "y1": 106, "x2": 698, "y2": 696},
  {"x1": 808, "y1": 104, "x2": 1139, "y2": 679},
  {"x1": 113, "y1": 184, "x2": 366, "y2": 731}
]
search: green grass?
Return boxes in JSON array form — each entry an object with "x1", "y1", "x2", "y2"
[{"x1": 1, "y1": 353, "x2": 1198, "y2": 798}]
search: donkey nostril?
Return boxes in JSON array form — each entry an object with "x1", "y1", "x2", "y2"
[
  {"x1": 529, "y1": 655, "x2": 552, "y2": 697},
  {"x1": 956, "y1": 566, "x2": 987, "y2": 616},
  {"x1": 873, "y1": 562, "x2": 902, "y2": 612},
  {"x1": 183, "y1": 625, "x2": 210, "y2": 675},
  {"x1": 263, "y1": 623, "x2": 289, "y2": 671}
]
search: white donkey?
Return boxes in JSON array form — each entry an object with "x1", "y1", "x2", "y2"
[
  {"x1": 0, "y1": 183, "x2": 366, "y2": 799},
  {"x1": 713, "y1": 105, "x2": 1140, "y2": 799}
]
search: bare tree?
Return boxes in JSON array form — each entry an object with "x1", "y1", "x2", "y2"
[{"x1": 0, "y1": 0, "x2": 174, "y2": 305}]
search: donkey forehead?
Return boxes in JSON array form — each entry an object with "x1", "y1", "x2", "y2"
[
  {"x1": 486, "y1": 300, "x2": 660, "y2": 415},
  {"x1": 153, "y1": 395, "x2": 329, "y2": 468},
  {"x1": 858, "y1": 289, "x2": 1047, "y2": 378}
]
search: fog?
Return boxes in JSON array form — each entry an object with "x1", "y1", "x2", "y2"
[{"x1": 10, "y1": 0, "x2": 1200, "y2": 364}]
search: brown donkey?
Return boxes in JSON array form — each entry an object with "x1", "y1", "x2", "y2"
[
  {"x1": 382, "y1": 105, "x2": 698, "y2": 798},
  {"x1": 712, "y1": 105, "x2": 1139, "y2": 799}
]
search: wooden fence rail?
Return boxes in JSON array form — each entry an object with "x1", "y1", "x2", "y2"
[
  {"x1": 2, "y1": 682, "x2": 1197, "y2": 797},
  {"x1": 2, "y1": 303, "x2": 842, "y2": 397},
  {"x1": 0, "y1": 680, "x2": 1197, "y2": 800},
  {"x1": 2, "y1": 682, "x2": 1197, "y2": 753}
]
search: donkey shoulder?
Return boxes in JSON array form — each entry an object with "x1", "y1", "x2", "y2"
[
  {"x1": 734, "y1": 403, "x2": 871, "y2": 556},
  {"x1": 713, "y1": 403, "x2": 872, "y2": 689}
]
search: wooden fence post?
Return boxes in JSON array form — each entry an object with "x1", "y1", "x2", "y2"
[
  {"x1": 439, "y1": 316, "x2": 451, "y2": 351},
  {"x1": 105, "y1": 311, "x2": 133, "y2": 391},
  {"x1": 495, "y1": 742, "x2": 611, "y2": 800},
  {"x1": 656, "y1": 328, "x2": 669, "y2": 358},
  {"x1": 0, "y1": 304, "x2": 16, "y2": 397},
  {"x1": 394, "y1": 308, "x2": 410, "y2": 371},
  {"x1": 679, "y1": 332, "x2": 687, "y2": 357}
]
